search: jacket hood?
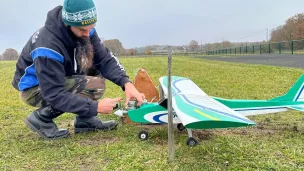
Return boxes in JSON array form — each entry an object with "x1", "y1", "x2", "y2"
[{"x1": 44, "y1": 6, "x2": 77, "y2": 48}]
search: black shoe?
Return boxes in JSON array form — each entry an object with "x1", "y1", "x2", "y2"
[
  {"x1": 24, "y1": 106, "x2": 69, "y2": 140},
  {"x1": 74, "y1": 116, "x2": 118, "y2": 133}
]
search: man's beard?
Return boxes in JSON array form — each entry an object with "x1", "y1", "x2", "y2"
[{"x1": 76, "y1": 37, "x2": 94, "y2": 72}]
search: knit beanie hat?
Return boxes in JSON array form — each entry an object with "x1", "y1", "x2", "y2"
[{"x1": 62, "y1": 0, "x2": 97, "y2": 27}]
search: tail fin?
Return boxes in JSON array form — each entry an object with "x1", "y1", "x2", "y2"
[{"x1": 270, "y1": 74, "x2": 304, "y2": 102}]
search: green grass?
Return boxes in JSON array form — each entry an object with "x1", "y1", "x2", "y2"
[{"x1": 1, "y1": 57, "x2": 304, "y2": 170}]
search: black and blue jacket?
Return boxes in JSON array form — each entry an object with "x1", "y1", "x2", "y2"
[{"x1": 12, "y1": 6, "x2": 130, "y2": 116}]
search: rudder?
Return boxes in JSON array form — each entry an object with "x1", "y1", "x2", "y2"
[{"x1": 270, "y1": 74, "x2": 304, "y2": 102}]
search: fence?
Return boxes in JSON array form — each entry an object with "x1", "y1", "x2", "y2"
[{"x1": 206, "y1": 39, "x2": 304, "y2": 55}]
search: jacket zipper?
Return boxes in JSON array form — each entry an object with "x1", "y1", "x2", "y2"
[{"x1": 74, "y1": 48, "x2": 77, "y2": 74}]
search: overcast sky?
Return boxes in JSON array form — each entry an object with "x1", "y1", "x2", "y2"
[{"x1": 0, "y1": 0, "x2": 303, "y2": 53}]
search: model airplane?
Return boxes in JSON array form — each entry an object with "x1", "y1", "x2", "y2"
[
  {"x1": 115, "y1": 74, "x2": 304, "y2": 146},
  {"x1": 115, "y1": 75, "x2": 256, "y2": 146}
]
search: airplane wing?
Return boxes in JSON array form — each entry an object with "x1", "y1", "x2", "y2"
[{"x1": 159, "y1": 76, "x2": 256, "y2": 129}]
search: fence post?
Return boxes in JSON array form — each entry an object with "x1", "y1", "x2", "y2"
[
  {"x1": 235, "y1": 48, "x2": 236, "y2": 54},
  {"x1": 245, "y1": 46, "x2": 247, "y2": 54},
  {"x1": 268, "y1": 43, "x2": 271, "y2": 54},
  {"x1": 253, "y1": 45, "x2": 255, "y2": 54},
  {"x1": 291, "y1": 41, "x2": 294, "y2": 55},
  {"x1": 240, "y1": 47, "x2": 242, "y2": 54},
  {"x1": 279, "y1": 43, "x2": 281, "y2": 54},
  {"x1": 260, "y1": 44, "x2": 262, "y2": 54}
]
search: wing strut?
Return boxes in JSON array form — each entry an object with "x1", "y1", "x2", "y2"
[{"x1": 167, "y1": 46, "x2": 174, "y2": 162}]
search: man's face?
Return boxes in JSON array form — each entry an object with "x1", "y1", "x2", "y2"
[{"x1": 70, "y1": 24, "x2": 96, "y2": 38}]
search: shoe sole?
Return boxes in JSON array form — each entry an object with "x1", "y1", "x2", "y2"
[
  {"x1": 74, "y1": 123, "x2": 118, "y2": 134},
  {"x1": 24, "y1": 118, "x2": 69, "y2": 140}
]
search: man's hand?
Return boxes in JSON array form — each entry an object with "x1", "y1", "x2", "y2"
[
  {"x1": 97, "y1": 97, "x2": 123, "y2": 114},
  {"x1": 124, "y1": 82, "x2": 145, "y2": 106}
]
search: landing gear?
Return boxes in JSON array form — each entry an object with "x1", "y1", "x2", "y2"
[
  {"x1": 177, "y1": 123, "x2": 185, "y2": 131},
  {"x1": 186, "y1": 137, "x2": 198, "y2": 146},
  {"x1": 138, "y1": 130, "x2": 149, "y2": 140},
  {"x1": 186, "y1": 129, "x2": 198, "y2": 146}
]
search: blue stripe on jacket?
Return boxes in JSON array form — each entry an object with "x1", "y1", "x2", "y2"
[{"x1": 18, "y1": 47, "x2": 64, "y2": 91}]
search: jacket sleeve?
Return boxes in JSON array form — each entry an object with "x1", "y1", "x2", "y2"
[
  {"x1": 90, "y1": 29, "x2": 131, "y2": 88},
  {"x1": 33, "y1": 49, "x2": 98, "y2": 116}
]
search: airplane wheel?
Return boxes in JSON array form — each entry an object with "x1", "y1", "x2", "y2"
[
  {"x1": 186, "y1": 137, "x2": 198, "y2": 146},
  {"x1": 138, "y1": 130, "x2": 149, "y2": 140},
  {"x1": 177, "y1": 123, "x2": 185, "y2": 131}
]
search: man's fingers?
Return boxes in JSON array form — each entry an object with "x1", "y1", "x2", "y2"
[
  {"x1": 141, "y1": 93, "x2": 146, "y2": 100},
  {"x1": 112, "y1": 97, "x2": 123, "y2": 102},
  {"x1": 136, "y1": 94, "x2": 144, "y2": 106}
]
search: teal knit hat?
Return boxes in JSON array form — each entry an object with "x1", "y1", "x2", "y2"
[{"x1": 62, "y1": 0, "x2": 97, "y2": 26}]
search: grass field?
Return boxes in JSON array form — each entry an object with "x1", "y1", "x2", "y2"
[{"x1": 1, "y1": 56, "x2": 304, "y2": 170}]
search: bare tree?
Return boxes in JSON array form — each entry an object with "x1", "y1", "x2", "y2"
[
  {"x1": 129, "y1": 49, "x2": 136, "y2": 56},
  {"x1": 103, "y1": 39, "x2": 125, "y2": 56},
  {"x1": 270, "y1": 13, "x2": 304, "y2": 42},
  {"x1": 188, "y1": 40, "x2": 199, "y2": 52},
  {"x1": 145, "y1": 48, "x2": 152, "y2": 55},
  {"x1": 2, "y1": 48, "x2": 19, "y2": 60}
]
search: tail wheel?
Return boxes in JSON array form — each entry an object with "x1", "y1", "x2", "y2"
[{"x1": 138, "y1": 130, "x2": 149, "y2": 140}]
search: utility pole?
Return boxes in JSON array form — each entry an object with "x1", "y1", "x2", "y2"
[{"x1": 266, "y1": 29, "x2": 269, "y2": 42}]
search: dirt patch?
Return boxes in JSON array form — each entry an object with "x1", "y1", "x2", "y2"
[{"x1": 193, "y1": 130, "x2": 214, "y2": 140}]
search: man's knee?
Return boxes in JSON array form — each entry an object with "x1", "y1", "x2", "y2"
[
  {"x1": 19, "y1": 86, "x2": 43, "y2": 108},
  {"x1": 80, "y1": 76, "x2": 106, "y2": 100}
]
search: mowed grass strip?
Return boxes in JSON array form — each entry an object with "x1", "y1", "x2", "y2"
[{"x1": 0, "y1": 56, "x2": 304, "y2": 170}]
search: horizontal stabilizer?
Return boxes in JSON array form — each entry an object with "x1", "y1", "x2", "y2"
[{"x1": 288, "y1": 105, "x2": 304, "y2": 112}]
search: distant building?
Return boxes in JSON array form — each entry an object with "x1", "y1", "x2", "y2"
[
  {"x1": 173, "y1": 46, "x2": 186, "y2": 53},
  {"x1": 151, "y1": 46, "x2": 168, "y2": 53}
]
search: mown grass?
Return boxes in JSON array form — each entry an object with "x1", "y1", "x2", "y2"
[{"x1": 1, "y1": 56, "x2": 304, "y2": 170}]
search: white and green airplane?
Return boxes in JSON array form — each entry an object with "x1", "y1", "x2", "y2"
[{"x1": 116, "y1": 74, "x2": 304, "y2": 146}]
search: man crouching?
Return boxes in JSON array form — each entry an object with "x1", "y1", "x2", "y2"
[{"x1": 11, "y1": 0, "x2": 145, "y2": 139}]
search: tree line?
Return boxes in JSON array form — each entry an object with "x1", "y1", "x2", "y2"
[{"x1": 270, "y1": 13, "x2": 304, "y2": 42}]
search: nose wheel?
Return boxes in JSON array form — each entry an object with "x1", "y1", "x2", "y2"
[
  {"x1": 177, "y1": 123, "x2": 185, "y2": 131},
  {"x1": 138, "y1": 130, "x2": 149, "y2": 140}
]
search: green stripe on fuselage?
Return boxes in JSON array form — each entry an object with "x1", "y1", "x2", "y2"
[{"x1": 128, "y1": 103, "x2": 167, "y2": 123}]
